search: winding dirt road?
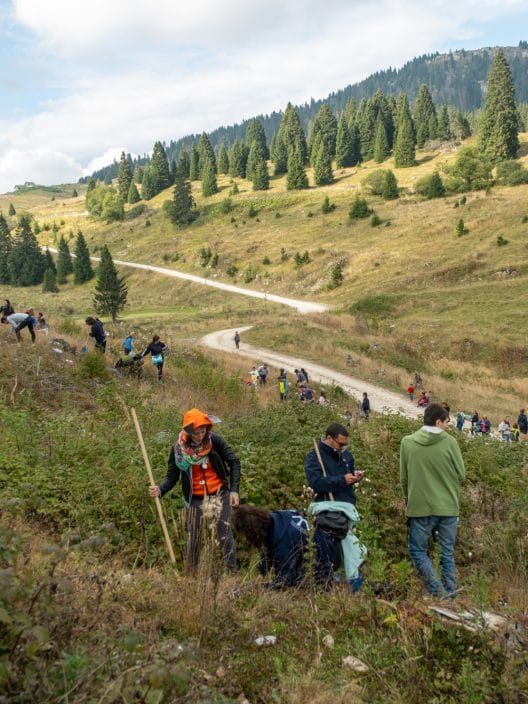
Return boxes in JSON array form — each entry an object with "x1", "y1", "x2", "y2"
[{"x1": 201, "y1": 326, "x2": 421, "y2": 419}]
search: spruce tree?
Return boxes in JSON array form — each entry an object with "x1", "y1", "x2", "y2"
[
  {"x1": 127, "y1": 182, "x2": 140, "y2": 204},
  {"x1": 8, "y1": 215, "x2": 46, "y2": 286},
  {"x1": 217, "y1": 143, "x2": 229, "y2": 175},
  {"x1": 42, "y1": 268, "x2": 59, "y2": 293},
  {"x1": 228, "y1": 141, "x2": 248, "y2": 179},
  {"x1": 382, "y1": 170, "x2": 399, "y2": 199},
  {"x1": 167, "y1": 177, "x2": 197, "y2": 226},
  {"x1": 286, "y1": 146, "x2": 308, "y2": 190},
  {"x1": 44, "y1": 247, "x2": 56, "y2": 274},
  {"x1": 428, "y1": 172, "x2": 446, "y2": 198},
  {"x1": 189, "y1": 144, "x2": 200, "y2": 181},
  {"x1": 140, "y1": 168, "x2": 156, "y2": 200},
  {"x1": 117, "y1": 151, "x2": 133, "y2": 201},
  {"x1": 336, "y1": 114, "x2": 358, "y2": 167},
  {"x1": 56, "y1": 234, "x2": 73, "y2": 284},
  {"x1": 150, "y1": 141, "x2": 171, "y2": 194},
  {"x1": 394, "y1": 94, "x2": 416, "y2": 167},
  {"x1": 349, "y1": 196, "x2": 370, "y2": 219},
  {"x1": 252, "y1": 160, "x2": 270, "y2": 191},
  {"x1": 0, "y1": 213, "x2": 12, "y2": 284},
  {"x1": 201, "y1": 155, "x2": 218, "y2": 196},
  {"x1": 437, "y1": 105, "x2": 452, "y2": 140},
  {"x1": 246, "y1": 118, "x2": 269, "y2": 159},
  {"x1": 358, "y1": 98, "x2": 377, "y2": 161},
  {"x1": 199, "y1": 133, "x2": 217, "y2": 177},
  {"x1": 479, "y1": 48, "x2": 519, "y2": 162},
  {"x1": 279, "y1": 103, "x2": 308, "y2": 164},
  {"x1": 73, "y1": 230, "x2": 94, "y2": 284},
  {"x1": 343, "y1": 98, "x2": 357, "y2": 128},
  {"x1": 270, "y1": 132, "x2": 288, "y2": 175},
  {"x1": 133, "y1": 165, "x2": 143, "y2": 184},
  {"x1": 177, "y1": 148, "x2": 190, "y2": 178},
  {"x1": 413, "y1": 84, "x2": 437, "y2": 148},
  {"x1": 312, "y1": 136, "x2": 333, "y2": 186},
  {"x1": 86, "y1": 177, "x2": 96, "y2": 194},
  {"x1": 373, "y1": 117, "x2": 390, "y2": 163},
  {"x1": 309, "y1": 104, "x2": 338, "y2": 164},
  {"x1": 8, "y1": 203, "x2": 16, "y2": 217},
  {"x1": 93, "y1": 245, "x2": 128, "y2": 322},
  {"x1": 246, "y1": 138, "x2": 267, "y2": 182},
  {"x1": 453, "y1": 111, "x2": 471, "y2": 140}
]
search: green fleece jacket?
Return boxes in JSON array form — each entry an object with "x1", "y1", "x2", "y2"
[{"x1": 400, "y1": 428, "x2": 465, "y2": 517}]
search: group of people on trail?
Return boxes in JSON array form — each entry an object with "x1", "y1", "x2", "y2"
[
  {"x1": 1, "y1": 299, "x2": 48, "y2": 343},
  {"x1": 149, "y1": 402, "x2": 464, "y2": 599}
]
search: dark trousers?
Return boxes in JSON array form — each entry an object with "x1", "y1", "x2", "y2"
[
  {"x1": 186, "y1": 490, "x2": 236, "y2": 573},
  {"x1": 154, "y1": 362, "x2": 163, "y2": 380},
  {"x1": 15, "y1": 319, "x2": 35, "y2": 342}
]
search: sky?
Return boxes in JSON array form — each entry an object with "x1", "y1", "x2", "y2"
[{"x1": 0, "y1": 0, "x2": 527, "y2": 194}]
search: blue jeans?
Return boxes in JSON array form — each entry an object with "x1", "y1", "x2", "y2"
[{"x1": 408, "y1": 516, "x2": 458, "y2": 596}]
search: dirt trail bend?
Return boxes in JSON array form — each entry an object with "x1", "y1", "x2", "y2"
[{"x1": 201, "y1": 326, "x2": 421, "y2": 419}]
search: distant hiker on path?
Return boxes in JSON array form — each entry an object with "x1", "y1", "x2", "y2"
[
  {"x1": 517, "y1": 409, "x2": 528, "y2": 441},
  {"x1": 140, "y1": 335, "x2": 167, "y2": 384},
  {"x1": 257, "y1": 363, "x2": 269, "y2": 385},
  {"x1": 85, "y1": 316, "x2": 106, "y2": 352},
  {"x1": 7, "y1": 310, "x2": 36, "y2": 343},
  {"x1": 305, "y1": 422, "x2": 363, "y2": 506},
  {"x1": 278, "y1": 369, "x2": 289, "y2": 401},
  {"x1": 400, "y1": 403, "x2": 465, "y2": 598},
  {"x1": 407, "y1": 384, "x2": 415, "y2": 402},
  {"x1": 360, "y1": 392, "x2": 370, "y2": 420},
  {"x1": 295, "y1": 368, "x2": 307, "y2": 385},
  {"x1": 234, "y1": 331, "x2": 240, "y2": 350},
  {"x1": 148, "y1": 408, "x2": 241, "y2": 574}
]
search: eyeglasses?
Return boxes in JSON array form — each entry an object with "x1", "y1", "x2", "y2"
[{"x1": 333, "y1": 439, "x2": 348, "y2": 448}]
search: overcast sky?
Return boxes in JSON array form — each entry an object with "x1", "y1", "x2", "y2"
[{"x1": 0, "y1": 0, "x2": 527, "y2": 194}]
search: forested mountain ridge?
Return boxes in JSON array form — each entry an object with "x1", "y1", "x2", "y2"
[{"x1": 90, "y1": 44, "x2": 528, "y2": 183}]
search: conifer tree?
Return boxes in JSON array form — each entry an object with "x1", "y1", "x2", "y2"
[
  {"x1": 228, "y1": 141, "x2": 248, "y2": 179},
  {"x1": 73, "y1": 230, "x2": 93, "y2": 284},
  {"x1": 42, "y1": 268, "x2": 59, "y2": 293},
  {"x1": 453, "y1": 111, "x2": 471, "y2": 140},
  {"x1": 312, "y1": 136, "x2": 333, "y2": 186},
  {"x1": 93, "y1": 245, "x2": 128, "y2": 322},
  {"x1": 428, "y1": 172, "x2": 446, "y2": 198},
  {"x1": 133, "y1": 165, "x2": 144, "y2": 184},
  {"x1": 117, "y1": 151, "x2": 133, "y2": 201},
  {"x1": 336, "y1": 114, "x2": 358, "y2": 168},
  {"x1": 140, "y1": 168, "x2": 156, "y2": 200},
  {"x1": 150, "y1": 141, "x2": 171, "y2": 194},
  {"x1": 169, "y1": 158, "x2": 177, "y2": 186},
  {"x1": 166, "y1": 177, "x2": 197, "y2": 226},
  {"x1": 479, "y1": 48, "x2": 519, "y2": 162},
  {"x1": 8, "y1": 203, "x2": 16, "y2": 217},
  {"x1": 246, "y1": 138, "x2": 267, "y2": 182},
  {"x1": 127, "y1": 181, "x2": 140, "y2": 204},
  {"x1": 358, "y1": 98, "x2": 377, "y2": 161},
  {"x1": 246, "y1": 119, "x2": 269, "y2": 159},
  {"x1": 201, "y1": 155, "x2": 218, "y2": 197},
  {"x1": 279, "y1": 103, "x2": 308, "y2": 164},
  {"x1": 373, "y1": 117, "x2": 390, "y2": 163},
  {"x1": 189, "y1": 144, "x2": 200, "y2": 181},
  {"x1": 44, "y1": 247, "x2": 56, "y2": 274},
  {"x1": 309, "y1": 104, "x2": 338, "y2": 164},
  {"x1": 8, "y1": 215, "x2": 46, "y2": 286},
  {"x1": 343, "y1": 98, "x2": 357, "y2": 128},
  {"x1": 177, "y1": 148, "x2": 190, "y2": 178},
  {"x1": 0, "y1": 213, "x2": 12, "y2": 284},
  {"x1": 349, "y1": 196, "x2": 370, "y2": 219},
  {"x1": 199, "y1": 133, "x2": 217, "y2": 177},
  {"x1": 86, "y1": 177, "x2": 96, "y2": 193},
  {"x1": 270, "y1": 132, "x2": 288, "y2": 175},
  {"x1": 286, "y1": 146, "x2": 308, "y2": 190},
  {"x1": 437, "y1": 105, "x2": 452, "y2": 140},
  {"x1": 217, "y1": 142, "x2": 229, "y2": 174},
  {"x1": 413, "y1": 84, "x2": 437, "y2": 148},
  {"x1": 382, "y1": 170, "x2": 399, "y2": 199},
  {"x1": 252, "y1": 160, "x2": 270, "y2": 191},
  {"x1": 56, "y1": 234, "x2": 73, "y2": 285},
  {"x1": 394, "y1": 94, "x2": 416, "y2": 167},
  {"x1": 371, "y1": 89, "x2": 395, "y2": 149}
]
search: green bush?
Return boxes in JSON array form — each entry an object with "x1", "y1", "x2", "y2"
[
  {"x1": 361, "y1": 169, "x2": 386, "y2": 195},
  {"x1": 495, "y1": 160, "x2": 528, "y2": 186},
  {"x1": 349, "y1": 196, "x2": 370, "y2": 219},
  {"x1": 415, "y1": 172, "x2": 446, "y2": 198}
]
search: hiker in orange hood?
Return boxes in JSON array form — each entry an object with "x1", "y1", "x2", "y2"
[{"x1": 149, "y1": 408, "x2": 241, "y2": 573}]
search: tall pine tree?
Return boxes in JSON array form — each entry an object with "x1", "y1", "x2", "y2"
[
  {"x1": 56, "y1": 234, "x2": 73, "y2": 284},
  {"x1": 140, "y1": 168, "x2": 156, "y2": 200},
  {"x1": 0, "y1": 213, "x2": 12, "y2": 284},
  {"x1": 279, "y1": 103, "x2": 308, "y2": 164},
  {"x1": 8, "y1": 216, "x2": 46, "y2": 286},
  {"x1": 199, "y1": 133, "x2": 217, "y2": 178},
  {"x1": 117, "y1": 151, "x2": 133, "y2": 201},
  {"x1": 413, "y1": 84, "x2": 438, "y2": 149},
  {"x1": 150, "y1": 141, "x2": 171, "y2": 194},
  {"x1": 73, "y1": 231, "x2": 94, "y2": 285},
  {"x1": 373, "y1": 116, "x2": 390, "y2": 163},
  {"x1": 189, "y1": 144, "x2": 200, "y2": 181},
  {"x1": 166, "y1": 177, "x2": 197, "y2": 226},
  {"x1": 286, "y1": 146, "x2": 308, "y2": 190},
  {"x1": 270, "y1": 132, "x2": 288, "y2": 175},
  {"x1": 309, "y1": 104, "x2": 338, "y2": 165},
  {"x1": 177, "y1": 148, "x2": 190, "y2": 178},
  {"x1": 335, "y1": 114, "x2": 359, "y2": 168},
  {"x1": 479, "y1": 48, "x2": 519, "y2": 162},
  {"x1": 312, "y1": 135, "x2": 333, "y2": 185},
  {"x1": 394, "y1": 94, "x2": 416, "y2": 167},
  {"x1": 127, "y1": 182, "x2": 140, "y2": 204},
  {"x1": 437, "y1": 105, "x2": 452, "y2": 140},
  {"x1": 217, "y1": 143, "x2": 229, "y2": 175},
  {"x1": 246, "y1": 119, "x2": 269, "y2": 159},
  {"x1": 93, "y1": 245, "x2": 128, "y2": 322},
  {"x1": 201, "y1": 155, "x2": 218, "y2": 197}
]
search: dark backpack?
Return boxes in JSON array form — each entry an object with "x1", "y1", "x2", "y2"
[{"x1": 314, "y1": 511, "x2": 349, "y2": 539}]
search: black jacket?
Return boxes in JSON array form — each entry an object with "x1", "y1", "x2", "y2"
[
  {"x1": 305, "y1": 439, "x2": 357, "y2": 504},
  {"x1": 159, "y1": 432, "x2": 241, "y2": 503}
]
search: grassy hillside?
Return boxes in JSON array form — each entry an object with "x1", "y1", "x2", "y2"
[
  {"x1": 3, "y1": 135, "x2": 528, "y2": 420},
  {"x1": 0, "y1": 334, "x2": 526, "y2": 702}
]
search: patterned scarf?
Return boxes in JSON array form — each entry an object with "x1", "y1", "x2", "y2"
[{"x1": 173, "y1": 429, "x2": 213, "y2": 472}]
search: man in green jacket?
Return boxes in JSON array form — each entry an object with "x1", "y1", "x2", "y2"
[{"x1": 400, "y1": 404, "x2": 465, "y2": 598}]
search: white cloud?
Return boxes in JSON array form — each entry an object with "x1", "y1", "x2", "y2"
[{"x1": 2, "y1": 0, "x2": 527, "y2": 192}]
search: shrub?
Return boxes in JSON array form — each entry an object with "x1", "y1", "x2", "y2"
[
  {"x1": 415, "y1": 172, "x2": 446, "y2": 199},
  {"x1": 247, "y1": 204, "x2": 258, "y2": 218},
  {"x1": 294, "y1": 251, "x2": 311, "y2": 266},
  {"x1": 349, "y1": 196, "x2": 370, "y2": 219},
  {"x1": 226, "y1": 265, "x2": 238, "y2": 277},
  {"x1": 125, "y1": 203, "x2": 146, "y2": 220},
  {"x1": 262, "y1": 256, "x2": 271, "y2": 265},
  {"x1": 244, "y1": 265, "x2": 257, "y2": 283},
  {"x1": 361, "y1": 169, "x2": 386, "y2": 195},
  {"x1": 199, "y1": 247, "x2": 212, "y2": 267},
  {"x1": 370, "y1": 214, "x2": 382, "y2": 227},
  {"x1": 495, "y1": 160, "x2": 528, "y2": 186},
  {"x1": 456, "y1": 218, "x2": 468, "y2": 236},
  {"x1": 496, "y1": 235, "x2": 509, "y2": 246},
  {"x1": 328, "y1": 258, "x2": 345, "y2": 289},
  {"x1": 445, "y1": 147, "x2": 493, "y2": 192},
  {"x1": 76, "y1": 351, "x2": 111, "y2": 381},
  {"x1": 219, "y1": 198, "x2": 233, "y2": 214},
  {"x1": 321, "y1": 195, "x2": 336, "y2": 213},
  {"x1": 522, "y1": 215, "x2": 528, "y2": 223}
]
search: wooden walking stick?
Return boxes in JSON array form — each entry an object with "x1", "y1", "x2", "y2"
[{"x1": 131, "y1": 407, "x2": 176, "y2": 565}]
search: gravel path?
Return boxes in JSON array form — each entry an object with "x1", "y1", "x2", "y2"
[{"x1": 201, "y1": 326, "x2": 422, "y2": 420}]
